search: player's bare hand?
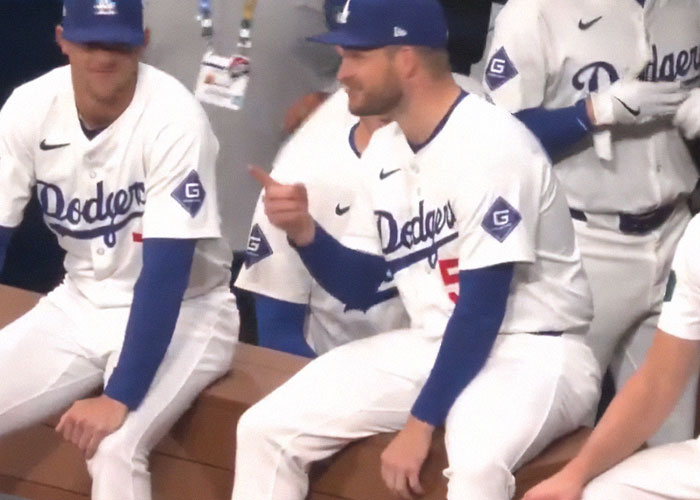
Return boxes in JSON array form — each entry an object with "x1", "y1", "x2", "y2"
[
  {"x1": 521, "y1": 468, "x2": 586, "y2": 500},
  {"x1": 248, "y1": 165, "x2": 316, "y2": 246},
  {"x1": 56, "y1": 394, "x2": 129, "y2": 459},
  {"x1": 380, "y1": 416, "x2": 433, "y2": 499},
  {"x1": 282, "y1": 91, "x2": 330, "y2": 134}
]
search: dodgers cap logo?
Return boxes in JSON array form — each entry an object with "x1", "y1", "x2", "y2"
[
  {"x1": 337, "y1": 0, "x2": 350, "y2": 24},
  {"x1": 308, "y1": 0, "x2": 448, "y2": 49},
  {"x1": 62, "y1": 0, "x2": 145, "y2": 46}
]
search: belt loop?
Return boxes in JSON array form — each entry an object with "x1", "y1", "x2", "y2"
[{"x1": 569, "y1": 208, "x2": 587, "y2": 222}]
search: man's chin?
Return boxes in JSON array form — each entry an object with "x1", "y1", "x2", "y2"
[{"x1": 348, "y1": 100, "x2": 376, "y2": 117}]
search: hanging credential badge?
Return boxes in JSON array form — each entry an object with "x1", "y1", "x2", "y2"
[
  {"x1": 195, "y1": 50, "x2": 250, "y2": 110},
  {"x1": 194, "y1": 0, "x2": 255, "y2": 110}
]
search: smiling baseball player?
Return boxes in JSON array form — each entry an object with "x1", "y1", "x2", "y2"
[
  {"x1": 0, "y1": 1, "x2": 237, "y2": 499},
  {"x1": 484, "y1": 0, "x2": 700, "y2": 445},
  {"x1": 230, "y1": 1, "x2": 601, "y2": 499},
  {"x1": 237, "y1": 80, "x2": 610, "y2": 359}
]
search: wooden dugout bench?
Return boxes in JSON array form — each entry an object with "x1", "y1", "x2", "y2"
[{"x1": 0, "y1": 283, "x2": 593, "y2": 500}]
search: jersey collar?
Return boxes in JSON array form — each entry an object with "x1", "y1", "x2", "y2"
[{"x1": 408, "y1": 89, "x2": 468, "y2": 153}]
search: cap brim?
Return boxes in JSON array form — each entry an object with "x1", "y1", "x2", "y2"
[{"x1": 62, "y1": 26, "x2": 145, "y2": 47}]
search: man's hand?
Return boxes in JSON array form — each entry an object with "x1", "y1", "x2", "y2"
[
  {"x1": 282, "y1": 91, "x2": 330, "y2": 134},
  {"x1": 521, "y1": 467, "x2": 587, "y2": 500},
  {"x1": 380, "y1": 416, "x2": 434, "y2": 499},
  {"x1": 248, "y1": 165, "x2": 316, "y2": 246},
  {"x1": 674, "y1": 87, "x2": 700, "y2": 139},
  {"x1": 590, "y1": 79, "x2": 688, "y2": 126},
  {"x1": 56, "y1": 394, "x2": 129, "y2": 459}
]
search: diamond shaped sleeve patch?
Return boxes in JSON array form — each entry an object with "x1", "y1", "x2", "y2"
[
  {"x1": 481, "y1": 196, "x2": 522, "y2": 242},
  {"x1": 245, "y1": 224, "x2": 273, "y2": 268},
  {"x1": 171, "y1": 170, "x2": 206, "y2": 218},
  {"x1": 485, "y1": 46, "x2": 519, "y2": 91}
]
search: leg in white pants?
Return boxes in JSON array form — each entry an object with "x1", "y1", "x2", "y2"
[
  {"x1": 583, "y1": 440, "x2": 700, "y2": 500},
  {"x1": 444, "y1": 335, "x2": 600, "y2": 500},
  {"x1": 0, "y1": 283, "x2": 238, "y2": 500},
  {"x1": 231, "y1": 329, "x2": 440, "y2": 500},
  {"x1": 0, "y1": 295, "x2": 106, "y2": 436},
  {"x1": 575, "y1": 206, "x2": 696, "y2": 445},
  {"x1": 231, "y1": 332, "x2": 600, "y2": 500}
]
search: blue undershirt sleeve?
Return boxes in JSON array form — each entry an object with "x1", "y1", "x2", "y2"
[
  {"x1": 411, "y1": 263, "x2": 514, "y2": 427},
  {"x1": 294, "y1": 223, "x2": 390, "y2": 312},
  {"x1": 254, "y1": 293, "x2": 316, "y2": 358},
  {"x1": 0, "y1": 226, "x2": 14, "y2": 274},
  {"x1": 515, "y1": 99, "x2": 593, "y2": 160},
  {"x1": 104, "y1": 238, "x2": 196, "y2": 410}
]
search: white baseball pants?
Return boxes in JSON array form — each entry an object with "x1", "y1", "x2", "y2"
[
  {"x1": 583, "y1": 439, "x2": 700, "y2": 500},
  {"x1": 0, "y1": 279, "x2": 238, "y2": 500},
  {"x1": 574, "y1": 204, "x2": 697, "y2": 445},
  {"x1": 231, "y1": 330, "x2": 600, "y2": 500}
]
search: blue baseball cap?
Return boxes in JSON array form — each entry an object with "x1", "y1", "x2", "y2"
[
  {"x1": 62, "y1": 0, "x2": 145, "y2": 46},
  {"x1": 310, "y1": 0, "x2": 448, "y2": 49}
]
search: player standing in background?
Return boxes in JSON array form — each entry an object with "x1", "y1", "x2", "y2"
[
  {"x1": 0, "y1": 1, "x2": 237, "y2": 499},
  {"x1": 522, "y1": 78, "x2": 700, "y2": 500},
  {"x1": 231, "y1": 1, "x2": 601, "y2": 499},
  {"x1": 484, "y1": 0, "x2": 699, "y2": 445},
  {"x1": 236, "y1": 90, "x2": 410, "y2": 357}
]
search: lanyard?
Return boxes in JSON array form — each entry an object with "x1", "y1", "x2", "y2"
[
  {"x1": 197, "y1": 0, "x2": 259, "y2": 48},
  {"x1": 198, "y1": 0, "x2": 213, "y2": 39},
  {"x1": 238, "y1": 0, "x2": 258, "y2": 50}
]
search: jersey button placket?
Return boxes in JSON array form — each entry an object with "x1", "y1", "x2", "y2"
[{"x1": 85, "y1": 150, "x2": 102, "y2": 180}]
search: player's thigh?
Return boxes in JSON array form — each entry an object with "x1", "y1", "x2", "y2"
[
  {"x1": 0, "y1": 297, "x2": 104, "y2": 435},
  {"x1": 444, "y1": 335, "x2": 600, "y2": 471},
  {"x1": 574, "y1": 222, "x2": 657, "y2": 368},
  {"x1": 583, "y1": 440, "x2": 700, "y2": 500},
  {"x1": 243, "y1": 329, "x2": 438, "y2": 448},
  {"x1": 95, "y1": 287, "x2": 239, "y2": 458}
]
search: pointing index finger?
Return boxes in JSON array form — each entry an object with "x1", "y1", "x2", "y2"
[{"x1": 248, "y1": 164, "x2": 279, "y2": 189}]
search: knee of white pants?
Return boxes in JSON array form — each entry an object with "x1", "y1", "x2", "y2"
[
  {"x1": 236, "y1": 398, "x2": 325, "y2": 475},
  {"x1": 445, "y1": 460, "x2": 515, "y2": 500},
  {"x1": 237, "y1": 402, "x2": 291, "y2": 457},
  {"x1": 87, "y1": 431, "x2": 148, "y2": 482}
]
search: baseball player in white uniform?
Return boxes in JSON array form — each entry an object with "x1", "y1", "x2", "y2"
[
  {"x1": 522, "y1": 87, "x2": 700, "y2": 500},
  {"x1": 484, "y1": 0, "x2": 700, "y2": 445},
  {"x1": 236, "y1": 89, "x2": 410, "y2": 356},
  {"x1": 231, "y1": 1, "x2": 601, "y2": 499},
  {"x1": 236, "y1": 78, "x2": 612, "y2": 358},
  {"x1": 0, "y1": 2, "x2": 237, "y2": 499}
]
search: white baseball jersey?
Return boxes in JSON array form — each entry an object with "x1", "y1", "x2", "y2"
[
  {"x1": 0, "y1": 63, "x2": 231, "y2": 307},
  {"x1": 236, "y1": 90, "x2": 409, "y2": 354},
  {"x1": 342, "y1": 93, "x2": 593, "y2": 338},
  {"x1": 658, "y1": 214, "x2": 700, "y2": 342},
  {"x1": 483, "y1": 0, "x2": 700, "y2": 213}
]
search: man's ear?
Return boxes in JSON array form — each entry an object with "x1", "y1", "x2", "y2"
[
  {"x1": 394, "y1": 46, "x2": 419, "y2": 80},
  {"x1": 55, "y1": 25, "x2": 68, "y2": 55}
]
